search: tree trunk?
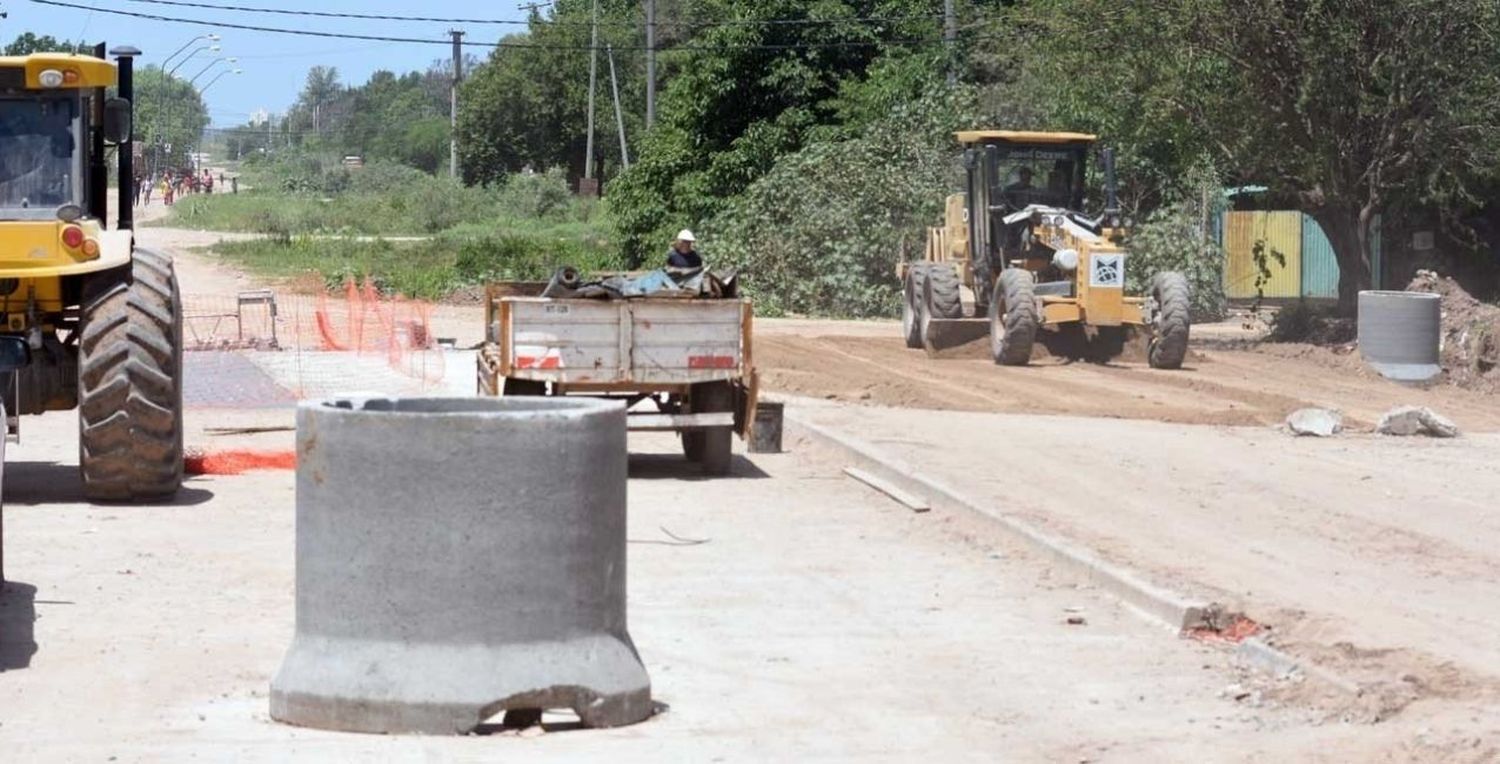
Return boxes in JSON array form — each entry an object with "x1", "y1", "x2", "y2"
[{"x1": 1310, "y1": 204, "x2": 1374, "y2": 315}]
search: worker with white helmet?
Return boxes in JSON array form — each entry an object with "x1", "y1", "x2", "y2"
[{"x1": 666, "y1": 228, "x2": 703, "y2": 269}]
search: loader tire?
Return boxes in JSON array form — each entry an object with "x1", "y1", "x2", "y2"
[
  {"x1": 1148, "y1": 271, "x2": 1191, "y2": 370},
  {"x1": 901, "y1": 264, "x2": 931, "y2": 349},
  {"x1": 988, "y1": 268, "x2": 1038, "y2": 366},
  {"x1": 79, "y1": 247, "x2": 184, "y2": 502},
  {"x1": 692, "y1": 381, "x2": 734, "y2": 476}
]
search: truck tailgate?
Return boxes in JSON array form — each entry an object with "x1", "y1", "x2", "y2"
[{"x1": 502, "y1": 298, "x2": 748, "y2": 385}]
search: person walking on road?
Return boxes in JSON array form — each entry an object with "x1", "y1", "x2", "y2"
[{"x1": 666, "y1": 229, "x2": 703, "y2": 269}]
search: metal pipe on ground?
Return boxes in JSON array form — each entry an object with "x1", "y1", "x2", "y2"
[{"x1": 270, "y1": 395, "x2": 651, "y2": 734}]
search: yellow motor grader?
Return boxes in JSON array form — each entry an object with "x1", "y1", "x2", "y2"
[{"x1": 897, "y1": 130, "x2": 1190, "y2": 368}]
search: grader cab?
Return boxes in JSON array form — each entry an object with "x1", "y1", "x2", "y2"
[
  {"x1": 897, "y1": 130, "x2": 1190, "y2": 369},
  {"x1": 0, "y1": 46, "x2": 184, "y2": 503}
]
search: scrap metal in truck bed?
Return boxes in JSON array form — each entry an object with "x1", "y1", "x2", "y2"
[{"x1": 476, "y1": 279, "x2": 757, "y2": 475}]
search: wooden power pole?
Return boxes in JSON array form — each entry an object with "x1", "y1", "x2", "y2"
[
  {"x1": 449, "y1": 29, "x2": 465, "y2": 180},
  {"x1": 645, "y1": 0, "x2": 656, "y2": 127}
]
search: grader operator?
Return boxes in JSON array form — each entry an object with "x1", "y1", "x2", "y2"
[{"x1": 898, "y1": 131, "x2": 1190, "y2": 369}]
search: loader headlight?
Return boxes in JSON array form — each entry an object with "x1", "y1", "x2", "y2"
[
  {"x1": 1052, "y1": 249, "x2": 1079, "y2": 271},
  {"x1": 38, "y1": 69, "x2": 64, "y2": 88}
]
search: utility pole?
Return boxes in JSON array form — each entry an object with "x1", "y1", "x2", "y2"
[
  {"x1": 944, "y1": 0, "x2": 956, "y2": 85},
  {"x1": 449, "y1": 29, "x2": 464, "y2": 180},
  {"x1": 645, "y1": 0, "x2": 656, "y2": 127},
  {"x1": 606, "y1": 45, "x2": 629, "y2": 168},
  {"x1": 583, "y1": 0, "x2": 598, "y2": 183}
]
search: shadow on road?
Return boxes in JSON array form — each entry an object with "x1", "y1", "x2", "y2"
[
  {"x1": 628, "y1": 453, "x2": 770, "y2": 481},
  {"x1": 3, "y1": 461, "x2": 215, "y2": 506},
  {"x1": 0, "y1": 581, "x2": 37, "y2": 671}
]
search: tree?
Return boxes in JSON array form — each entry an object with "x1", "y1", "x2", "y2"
[
  {"x1": 3, "y1": 33, "x2": 86, "y2": 55},
  {"x1": 135, "y1": 66, "x2": 209, "y2": 172},
  {"x1": 1018, "y1": 0, "x2": 1500, "y2": 311}
]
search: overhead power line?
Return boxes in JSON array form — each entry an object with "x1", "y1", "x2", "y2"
[
  {"x1": 116, "y1": 0, "x2": 944, "y2": 29},
  {"x1": 32, "y1": 1, "x2": 956, "y2": 51}
]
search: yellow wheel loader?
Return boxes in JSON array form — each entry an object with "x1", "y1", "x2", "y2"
[
  {"x1": 897, "y1": 131, "x2": 1190, "y2": 369},
  {"x1": 0, "y1": 46, "x2": 183, "y2": 505}
]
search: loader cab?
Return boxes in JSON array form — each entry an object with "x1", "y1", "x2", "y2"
[{"x1": 957, "y1": 130, "x2": 1096, "y2": 277}]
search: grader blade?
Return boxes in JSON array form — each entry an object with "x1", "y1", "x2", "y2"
[{"x1": 921, "y1": 318, "x2": 988, "y2": 357}]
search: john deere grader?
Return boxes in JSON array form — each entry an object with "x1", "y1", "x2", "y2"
[
  {"x1": 898, "y1": 131, "x2": 1190, "y2": 368},
  {"x1": 0, "y1": 46, "x2": 183, "y2": 504}
]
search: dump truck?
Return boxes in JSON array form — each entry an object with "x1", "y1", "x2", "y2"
[
  {"x1": 475, "y1": 269, "x2": 757, "y2": 475},
  {"x1": 898, "y1": 130, "x2": 1190, "y2": 368}
]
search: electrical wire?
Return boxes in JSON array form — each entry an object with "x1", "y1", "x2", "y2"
[
  {"x1": 32, "y1": 1, "x2": 954, "y2": 51},
  {"x1": 116, "y1": 0, "x2": 944, "y2": 29}
]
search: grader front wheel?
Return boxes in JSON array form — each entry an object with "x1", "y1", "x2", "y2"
[
  {"x1": 901, "y1": 264, "x2": 931, "y2": 349},
  {"x1": 78, "y1": 248, "x2": 184, "y2": 502},
  {"x1": 988, "y1": 268, "x2": 1038, "y2": 366},
  {"x1": 1147, "y1": 272, "x2": 1191, "y2": 370}
]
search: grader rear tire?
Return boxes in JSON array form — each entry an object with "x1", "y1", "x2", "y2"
[
  {"x1": 901, "y1": 264, "x2": 931, "y2": 349},
  {"x1": 923, "y1": 264, "x2": 964, "y2": 320},
  {"x1": 1148, "y1": 272, "x2": 1191, "y2": 370},
  {"x1": 988, "y1": 269, "x2": 1038, "y2": 366},
  {"x1": 78, "y1": 248, "x2": 184, "y2": 502}
]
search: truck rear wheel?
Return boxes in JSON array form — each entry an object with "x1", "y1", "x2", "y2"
[
  {"x1": 78, "y1": 248, "x2": 184, "y2": 502},
  {"x1": 901, "y1": 264, "x2": 931, "y2": 349},
  {"x1": 988, "y1": 268, "x2": 1038, "y2": 366},
  {"x1": 692, "y1": 381, "x2": 734, "y2": 476}
]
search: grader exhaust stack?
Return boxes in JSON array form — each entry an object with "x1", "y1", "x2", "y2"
[{"x1": 897, "y1": 130, "x2": 1190, "y2": 369}]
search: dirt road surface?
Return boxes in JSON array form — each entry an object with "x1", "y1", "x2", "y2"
[
  {"x1": 0, "y1": 213, "x2": 1482, "y2": 758},
  {"x1": 7, "y1": 419, "x2": 1444, "y2": 762},
  {"x1": 757, "y1": 330, "x2": 1500, "y2": 432},
  {"x1": 791, "y1": 401, "x2": 1500, "y2": 721}
]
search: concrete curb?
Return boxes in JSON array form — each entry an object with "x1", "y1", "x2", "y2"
[
  {"x1": 784, "y1": 407, "x2": 1363, "y2": 698},
  {"x1": 784, "y1": 410, "x2": 1216, "y2": 632}
]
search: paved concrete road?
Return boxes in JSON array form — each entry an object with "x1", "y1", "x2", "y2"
[{"x1": 0, "y1": 410, "x2": 1446, "y2": 762}]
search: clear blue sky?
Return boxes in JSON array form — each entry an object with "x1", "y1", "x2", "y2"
[{"x1": 8, "y1": 0, "x2": 526, "y2": 125}]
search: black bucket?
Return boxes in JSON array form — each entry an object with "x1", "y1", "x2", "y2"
[{"x1": 749, "y1": 401, "x2": 783, "y2": 454}]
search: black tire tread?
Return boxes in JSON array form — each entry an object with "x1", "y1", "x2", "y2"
[
  {"x1": 1148, "y1": 272, "x2": 1191, "y2": 370},
  {"x1": 693, "y1": 382, "x2": 734, "y2": 476},
  {"x1": 901, "y1": 264, "x2": 931, "y2": 349},
  {"x1": 924, "y1": 263, "x2": 964, "y2": 320},
  {"x1": 989, "y1": 269, "x2": 1038, "y2": 366},
  {"x1": 78, "y1": 247, "x2": 184, "y2": 502}
]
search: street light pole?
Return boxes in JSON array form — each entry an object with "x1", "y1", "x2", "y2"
[
  {"x1": 168, "y1": 44, "x2": 220, "y2": 77},
  {"x1": 189, "y1": 56, "x2": 237, "y2": 85},
  {"x1": 197, "y1": 68, "x2": 241, "y2": 96},
  {"x1": 160, "y1": 33, "x2": 219, "y2": 72}
]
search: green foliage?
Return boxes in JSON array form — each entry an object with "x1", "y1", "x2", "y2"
[
  {"x1": 3, "y1": 33, "x2": 87, "y2": 55},
  {"x1": 162, "y1": 162, "x2": 606, "y2": 241},
  {"x1": 208, "y1": 228, "x2": 625, "y2": 301},
  {"x1": 1123, "y1": 163, "x2": 1228, "y2": 321},
  {"x1": 708, "y1": 86, "x2": 987, "y2": 317},
  {"x1": 135, "y1": 66, "x2": 210, "y2": 172},
  {"x1": 605, "y1": 0, "x2": 950, "y2": 266},
  {"x1": 1015, "y1": 0, "x2": 1500, "y2": 304}
]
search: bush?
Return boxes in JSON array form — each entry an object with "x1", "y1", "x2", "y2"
[
  {"x1": 707, "y1": 86, "x2": 991, "y2": 317},
  {"x1": 1121, "y1": 160, "x2": 1228, "y2": 322}
]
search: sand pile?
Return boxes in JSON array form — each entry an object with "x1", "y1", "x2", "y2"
[{"x1": 1406, "y1": 270, "x2": 1500, "y2": 391}]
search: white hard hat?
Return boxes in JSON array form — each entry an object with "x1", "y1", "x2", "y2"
[{"x1": 675, "y1": 229, "x2": 696, "y2": 243}]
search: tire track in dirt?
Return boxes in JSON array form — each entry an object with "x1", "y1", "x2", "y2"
[{"x1": 760, "y1": 333, "x2": 1500, "y2": 431}]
